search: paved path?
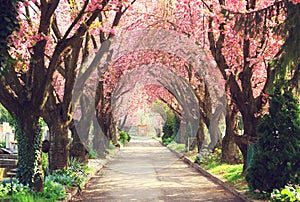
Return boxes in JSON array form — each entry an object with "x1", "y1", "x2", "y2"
[{"x1": 71, "y1": 136, "x2": 244, "y2": 202}]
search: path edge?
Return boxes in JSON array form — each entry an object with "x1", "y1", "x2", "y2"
[
  {"x1": 63, "y1": 150, "x2": 120, "y2": 202},
  {"x1": 159, "y1": 140, "x2": 254, "y2": 202}
]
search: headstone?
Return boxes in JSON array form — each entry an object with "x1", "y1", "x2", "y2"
[
  {"x1": 0, "y1": 124, "x2": 3, "y2": 140},
  {"x1": 41, "y1": 126, "x2": 49, "y2": 140},
  {"x1": 5, "y1": 132, "x2": 14, "y2": 149}
]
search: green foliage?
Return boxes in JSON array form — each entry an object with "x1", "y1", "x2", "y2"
[
  {"x1": 68, "y1": 157, "x2": 88, "y2": 174},
  {"x1": 7, "y1": 192, "x2": 53, "y2": 202},
  {"x1": 195, "y1": 148, "x2": 222, "y2": 167},
  {"x1": 0, "y1": 162, "x2": 89, "y2": 201},
  {"x1": 119, "y1": 131, "x2": 131, "y2": 146},
  {"x1": 48, "y1": 168, "x2": 86, "y2": 189},
  {"x1": 193, "y1": 150, "x2": 246, "y2": 191},
  {"x1": 162, "y1": 112, "x2": 180, "y2": 145},
  {"x1": 0, "y1": 178, "x2": 65, "y2": 201},
  {"x1": 246, "y1": 86, "x2": 300, "y2": 193},
  {"x1": 43, "y1": 178, "x2": 66, "y2": 201},
  {"x1": 0, "y1": 141, "x2": 5, "y2": 148},
  {"x1": 0, "y1": 179, "x2": 29, "y2": 197},
  {"x1": 88, "y1": 146, "x2": 98, "y2": 159},
  {"x1": 42, "y1": 153, "x2": 49, "y2": 177},
  {"x1": 15, "y1": 116, "x2": 43, "y2": 188},
  {"x1": 271, "y1": 185, "x2": 300, "y2": 202},
  {"x1": 0, "y1": 104, "x2": 13, "y2": 124},
  {"x1": 270, "y1": 2, "x2": 300, "y2": 92},
  {"x1": 167, "y1": 142, "x2": 186, "y2": 153},
  {"x1": 0, "y1": 0, "x2": 20, "y2": 75},
  {"x1": 208, "y1": 164, "x2": 246, "y2": 190}
]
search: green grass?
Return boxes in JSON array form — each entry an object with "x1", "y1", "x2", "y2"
[
  {"x1": 167, "y1": 142, "x2": 186, "y2": 153},
  {"x1": 1, "y1": 192, "x2": 53, "y2": 202},
  {"x1": 160, "y1": 139, "x2": 248, "y2": 193},
  {"x1": 204, "y1": 163, "x2": 247, "y2": 190}
]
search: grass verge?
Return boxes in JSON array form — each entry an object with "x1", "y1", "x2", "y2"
[{"x1": 202, "y1": 163, "x2": 247, "y2": 191}]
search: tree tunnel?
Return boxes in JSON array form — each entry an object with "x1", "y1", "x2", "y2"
[
  {"x1": 71, "y1": 29, "x2": 226, "y2": 158},
  {"x1": 111, "y1": 64, "x2": 200, "y2": 147}
]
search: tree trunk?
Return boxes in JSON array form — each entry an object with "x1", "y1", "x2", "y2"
[
  {"x1": 69, "y1": 92, "x2": 95, "y2": 163},
  {"x1": 208, "y1": 105, "x2": 224, "y2": 150},
  {"x1": 69, "y1": 120, "x2": 89, "y2": 164},
  {"x1": 15, "y1": 114, "x2": 43, "y2": 192},
  {"x1": 235, "y1": 135, "x2": 248, "y2": 174},
  {"x1": 93, "y1": 117, "x2": 109, "y2": 158},
  {"x1": 242, "y1": 114, "x2": 258, "y2": 142},
  {"x1": 180, "y1": 120, "x2": 187, "y2": 145},
  {"x1": 196, "y1": 119, "x2": 205, "y2": 152},
  {"x1": 48, "y1": 120, "x2": 69, "y2": 172},
  {"x1": 221, "y1": 103, "x2": 240, "y2": 164},
  {"x1": 109, "y1": 120, "x2": 118, "y2": 146},
  {"x1": 235, "y1": 113, "x2": 258, "y2": 173}
]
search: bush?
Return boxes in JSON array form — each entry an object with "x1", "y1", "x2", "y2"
[
  {"x1": 0, "y1": 179, "x2": 29, "y2": 197},
  {"x1": 48, "y1": 168, "x2": 86, "y2": 189},
  {"x1": 88, "y1": 146, "x2": 98, "y2": 159},
  {"x1": 246, "y1": 87, "x2": 300, "y2": 193},
  {"x1": 0, "y1": 166, "x2": 88, "y2": 201},
  {"x1": 0, "y1": 141, "x2": 5, "y2": 148},
  {"x1": 119, "y1": 131, "x2": 131, "y2": 146},
  {"x1": 43, "y1": 178, "x2": 66, "y2": 201},
  {"x1": 271, "y1": 185, "x2": 300, "y2": 202},
  {"x1": 162, "y1": 112, "x2": 180, "y2": 145},
  {"x1": 42, "y1": 153, "x2": 49, "y2": 176},
  {"x1": 195, "y1": 148, "x2": 222, "y2": 166}
]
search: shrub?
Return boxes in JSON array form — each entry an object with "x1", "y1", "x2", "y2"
[
  {"x1": 48, "y1": 168, "x2": 86, "y2": 189},
  {"x1": 43, "y1": 178, "x2": 66, "y2": 201},
  {"x1": 195, "y1": 148, "x2": 222, "y2": 166},
  {"x1": 246, "y1": 86, "x2": 300, "y2": 192},
  {"x1": 162, "y1": 112, "x2": 180, "y2": 145},
  {"x1": 88, "y1": 146, "x2": 98, "y2": 159},
  {"x1": 271, "y1": 185, "x2": 300, "y2": 202},
  {"x1": 42, "y1": 153, "x2": 49, "y2": 176},
  {"x1": 119, "y1": 131, "x2": 131, "y2": 146},
  {"x1": 0, "y1": 141, "x2": 5, "y2": 148},
  {"x1": 0, "y1": 179, "x2": 29, "y2": 197},
  {"x1": 68, "y1": 158, "x2": 87, "y2": 173}
]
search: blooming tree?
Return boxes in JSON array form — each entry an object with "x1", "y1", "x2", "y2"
[{"x1": 0, "y1": 0, "x2": 135, "y2": 189}]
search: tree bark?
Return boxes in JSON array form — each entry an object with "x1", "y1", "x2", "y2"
[
  {"x1": 48, "y1": 119, "x2": 69, "y2": 172},
  {"x1": 196, "y1": 119, "x2": 205, "y2": 152},
  {"x1": 93, "y1": 117, "x2": 109, "y2": 158},
  {"x1": 15, "y1": 113, "x2": 43, "y2": 191},
  {"x1": 69, "y1": 120, "x2": 89, "y2": 164},
  {"x1": 221, "y1": 103, "x2": 240, "y2": 164},
  {"x1": 235, "y1": 135, "x2": 248, "y2": 174},
  {"x1": 207, "y1": 105, "x2": 224, "y2": 150}
]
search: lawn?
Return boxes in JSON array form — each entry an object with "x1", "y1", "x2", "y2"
[{"x1": 202, "y1": 163, "x2": 247, "y2": 191}]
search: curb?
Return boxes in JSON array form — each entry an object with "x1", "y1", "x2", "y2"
[
  {"x1": 64, "y1": 150, "x2": 120, "y2": 202},
  {"x1": 160, "y1": 141, "x2": 254, "y2": 202},
  {"x1": 62, "y1": 159, "x2": 108, "y2": 202}
]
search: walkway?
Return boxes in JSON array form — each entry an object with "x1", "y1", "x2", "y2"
[{"x1": 71, "y1": 136, "x2": 244, "y2": 202}]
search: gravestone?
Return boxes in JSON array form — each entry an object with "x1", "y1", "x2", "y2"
[{"x1": 5, "y1": 132, "x2": 15, "y2": 150}]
